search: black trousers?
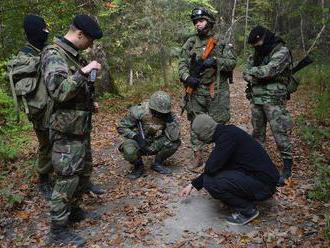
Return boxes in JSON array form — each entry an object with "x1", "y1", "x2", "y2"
[{"x1": 203, "y1": 170, "x2": 275, "y2": 215}]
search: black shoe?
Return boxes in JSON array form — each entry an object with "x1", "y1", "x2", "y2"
[
  {"x1": 47, "y1": 224, "x2": 86, "y2": 247},
  {"x1": 38, "y1": 174, "x2": 52, "y2": 200},
  {"x1": 127, "y1": 160, "x2": 144, "y2": 179},
  {"x1": 226, "y1": 209, "x2": 259, "y2": 225},
  {"x1": 86, "y1": 183, "x2": 106, "y2": 195},
  {"x1": 151, "y1": 162, "x2": 172, "y2": 174},
  {"x1": 69, "y1": 206, "x2": 100, "y2": 223}
]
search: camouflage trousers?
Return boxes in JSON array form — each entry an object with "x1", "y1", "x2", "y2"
[
  {"x1": 251, "y1": 103, "x2": 293, "y2": 160},
  {"x1": 33, "y1": 128, "x2": 52, "y2": 175},
  {"x1": 120, "y1": 135, "x2": 181, "y2": 164},
  {"x1": 185, "y1": 83, "x2": 230, "y2": 151},
  {"x1": 49, "y1": 132, "x2": 93, "y2": 226}
]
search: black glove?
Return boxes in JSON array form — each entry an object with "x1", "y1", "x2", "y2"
[
  {"x1": 184, "y1": 76, "x2": 200, "y2": 88},
  {"x1": 202, "y1": 57, "x2": 217, "y2": 69},
  {"x1": 133, "y1": 134, "x2": 149, "y2": 154}
]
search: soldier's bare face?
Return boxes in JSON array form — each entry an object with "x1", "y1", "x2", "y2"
[
  {"x1": 194, "y1": 19, "x2": 208, "y2": 31},
  {"x1": 78, "y1": 31, "x2": 94, "y2": 50}
]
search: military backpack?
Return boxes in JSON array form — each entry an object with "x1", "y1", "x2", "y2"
[{"x1": 7, "y1": 45, "x2": 49, "y2": 122}]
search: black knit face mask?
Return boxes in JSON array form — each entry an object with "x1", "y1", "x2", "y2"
[{"x1": 24, "y1": 15, "x2": 49, "y2": 50}]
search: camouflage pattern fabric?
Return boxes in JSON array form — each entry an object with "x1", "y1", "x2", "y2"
[
  {"x1": 251, "y1": 104, "x2": 292, "y2": 160},
  {"x1": 117, "y1": 102, "x2": 181, "y2": 164},
  {"x1": 243, "y1": 42, "x2": 293, "y2": 161},
  {"x1": 243, "y1": 43, "x2": 291, "y2": 105},
  {"x1": 41, "y1": 37, "x2": 93, "y2": 225},
  {"x1": 10, "y1": 44, "x2": 52, "y2": 176},
  {"x1": 178, "y1": 31, "x2": 236, "y2": 151}
]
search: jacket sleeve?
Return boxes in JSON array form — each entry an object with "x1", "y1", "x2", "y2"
[
  {"x1": 117, "y1": 107, "x2": 139, "y2": 139},
  {"x1": 217, "y1": 43, "x2": 237, "y2": 72},
  {"x1": 204, "y1": 131, "x2": 237, "y2": 176},
  {"x1": 42, "y1": 48, "x2": 87, "y2": 103},
  {"x1": 246, "y1": 47, "x2": 291, "y2": 79},
  {"x1": 191, "y1": 173, "x2": 205, "y2": 190},
  {"x1": 178, "y1": 37, "x2": 194, "y2": 81},
  {"x1": 164, "y1": 115, "x2": 180, "y2": 141}
]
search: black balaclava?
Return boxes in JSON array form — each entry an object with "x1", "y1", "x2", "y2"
[
  {"x1": 248, "y1": 25, "x2": 284, "y2": 66},
  {"x1": 23, "y1": 15, "x2": 48, "y2": 50}
]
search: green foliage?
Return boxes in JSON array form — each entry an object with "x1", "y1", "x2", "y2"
[
  {"x1": 326, "y1": 214, "x2": 330, "y2": 241},
  {"x1": 297, "y1": 63, "x2": 330, "y2": 125},
  {"x1": 0, "y1": 186, "x2": 24, "y2": 209},
  {"x1": 306, "y1": 152, "x2": 330, "y2": 201},
  {"x1": 0, "y1": 88, "x2": 31, "y2": 162},
  {"x1": 297, "y1": 116, "x2": 330, "y2": 203}
]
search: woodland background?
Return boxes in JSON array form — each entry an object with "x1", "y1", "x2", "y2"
[{"x1": 0, "y1": 0, "x2": 329, "y2": 243}]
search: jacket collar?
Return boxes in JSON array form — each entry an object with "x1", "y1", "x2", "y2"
[{"x1": 54, "y1": 37, "x2": 79, "y2": 57}]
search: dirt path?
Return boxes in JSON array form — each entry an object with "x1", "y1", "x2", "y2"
[{"x1": 1, "y1": 73, "x2": 328, "y2": 247}]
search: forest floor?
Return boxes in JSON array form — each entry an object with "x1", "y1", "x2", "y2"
[{"x1": 0, "y1": 72, "x2": 329, "y2": 247}]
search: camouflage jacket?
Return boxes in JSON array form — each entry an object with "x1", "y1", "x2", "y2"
[
  {"x1": 41, "y1": 37, "x2": 92, "y2": 136},
  {"x1": 117, "y1": 102, "x2": 180, "y2": 142},
  {"x1": 178, "y1": 30, "x2": 237, "y2": 94},
  {"x1": 244, "y1": 42, "x2": 292, "y2": 105}
]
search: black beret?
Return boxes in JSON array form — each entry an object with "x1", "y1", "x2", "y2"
[
  {"x1": 248, "y1": 25, "x2": 268, "y2": 44},
  {"x1": 73, "y1": 14, "x2": 103, "y2": 39}
]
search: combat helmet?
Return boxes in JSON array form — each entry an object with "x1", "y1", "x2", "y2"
[
  {"x1": 191, "y1": 7, "x2": 215, "y2": 24},
  {"x1": 149, "y1": 91, "x2": 171, "y2": 114}
]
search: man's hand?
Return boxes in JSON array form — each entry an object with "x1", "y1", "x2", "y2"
[
  {"x1": 93, "y1": 102, "x2": 99, "y2": 113},
  {"x1": 81, "y1": 61, "x2": 101, "y2": 75},
  {"x1": 180, "y1": 184, "x2": 193, "y2": 198},
  {"x1": 202, "y1": 57, "x2": 217, "y2": 69},
  {"x1": 184, "y1": 76, "x2": 200, "y2": 88},
  {"x1": 243, "y1": 71, "x2": 254, "y2": 83}
]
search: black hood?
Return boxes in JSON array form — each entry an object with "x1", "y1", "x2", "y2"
[{"x1": 24, "y1": 15, "x2": 48, "y2": 50}]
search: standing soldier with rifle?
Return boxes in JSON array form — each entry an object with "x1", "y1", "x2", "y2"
[
  {"x1": 41, "y1": 15, "x2": 104, "y2": 246},
  {"x1": 178, "y1": 7, "x2": 237, "y2": 169},
  {"x1": 243, "y1": 26, "x2": 312, "y2": 186}
]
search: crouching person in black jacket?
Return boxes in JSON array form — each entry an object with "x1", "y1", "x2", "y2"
[{"x1": 180, "y1": 114, "x2": 279, "y2": 225}]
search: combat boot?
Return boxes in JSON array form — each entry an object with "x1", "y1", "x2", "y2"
[
  {"x1": 189, "y1": 150, "x2": 203, "y2": 170},
  {"x1": 47, "y1": 223, "x2": 86, "y2": 247},
  {"x1": 278, "y1": 159, "x2": 293, "y2": 186},
  {"x1": 37, "y1": 174, "x2": 52, "y2": 200},
  {"x1": 69, "y1": 206, "x2": 100, "y2": 223},
  {"x1": 86, "y1": 182, "x2": 106, "y2": 195},
  {"x1": 151, "y1": 160, "x2": 172, "y2": 174},
  {"x1": 127, "y1": 160, "x2": 144, "y2": 179}
]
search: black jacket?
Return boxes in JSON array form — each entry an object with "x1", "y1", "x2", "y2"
[{"x1": 192, "y1": 124, "x2": 280, "y2": 190}]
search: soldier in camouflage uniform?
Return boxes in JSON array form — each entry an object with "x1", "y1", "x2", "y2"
[
  {"x1": 41, "y1": 15, "x2": 103, "y2": 246},
  {"x1": 243, "y1": 26, "x2": 293, "y2": 185},
  {"x1": 15, "y1": 15, "x2": 52, "y2": 199},
  {"x1": 178, "y1": 7, "x2": 237, "y2": 168},
  {"x1": 117, "y1": 91, "x2": 181, "y2": 179}
]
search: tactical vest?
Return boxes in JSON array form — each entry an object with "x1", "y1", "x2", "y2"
[
  {"x1": 7, "y1": 44, "x2": 50, "y2": 124},
  {"x1": 42, "y1": 38, "x2": 92, "y2": 136},
  {"x1": 186, "y1": 34, "x2": 231, "y2": 95},
  {"x1": 251, "y1": 43, "x2": 291, "y2": 105}
]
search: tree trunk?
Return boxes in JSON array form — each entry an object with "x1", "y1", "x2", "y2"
[{"x1": 243, "y1": 0, "x2": 249, "y2": 55}]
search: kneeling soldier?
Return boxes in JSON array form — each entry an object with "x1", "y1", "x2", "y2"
[
  {"x1": 117, "y1": 91, "x2": 181, "y2": 179},
  {"x1": 180, "y1": 114, "x2": 279, "y2": 225}
]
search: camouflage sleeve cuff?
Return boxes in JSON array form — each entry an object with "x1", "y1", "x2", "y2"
[{"x1": 72, "y1": 70, "x2": 88, "y2": 87}]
